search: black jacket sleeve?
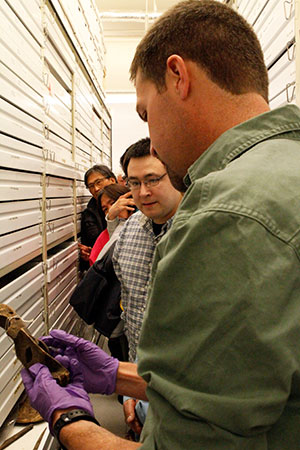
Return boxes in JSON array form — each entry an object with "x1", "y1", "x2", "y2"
[
  {"x1": 69, "y1": 243, "x2": 121, "y2": 337},
  {"x1": 80, "y1": 198, "x2": 106, "y2": 247}
]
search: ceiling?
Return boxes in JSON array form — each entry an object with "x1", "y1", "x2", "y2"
[{"x1": 95, "y1": 0, "x2": 187, "y2": 38}]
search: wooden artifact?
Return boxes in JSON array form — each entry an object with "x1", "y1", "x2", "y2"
[{"x1": 0, "y1": 304, "x2": 69, "y2": 386}]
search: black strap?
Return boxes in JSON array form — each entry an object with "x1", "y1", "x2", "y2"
[{"x1": 53, "y1": 409, "x2": 100, "y2": 449}]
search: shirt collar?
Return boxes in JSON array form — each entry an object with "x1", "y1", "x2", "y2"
[
  {"x1": 139, "y1": 212, "x2": 173, "y2": 235},
  {"x1": 184, "y1": 105, "x2": 300, "y2": 186}
]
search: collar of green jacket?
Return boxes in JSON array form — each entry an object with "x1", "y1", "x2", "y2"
[{"x1": 185, "y1": 104, "x2": 300, "y2": 186}]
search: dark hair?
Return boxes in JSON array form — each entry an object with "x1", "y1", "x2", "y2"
[
  {"x1": 97, "y1": 184, "x2": 130, "y2": 210},
  {"x1": 84, "y1": 165, "x2": 117, "y2": 187},
  {"x1": 120, "y1": 137, "x2": 151, "y2": 177},
  {"x1": 130, "y1": 0, "x2": 268, "y2": 101}
]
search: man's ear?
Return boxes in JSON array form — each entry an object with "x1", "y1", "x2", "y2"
[{"x1": 166, "y1": 55, "x2": 190, "y2": 100}]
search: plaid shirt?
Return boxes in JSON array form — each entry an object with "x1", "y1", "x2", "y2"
[{"x1": 113, "y1": 211, "x2": 173, "y2": 362}]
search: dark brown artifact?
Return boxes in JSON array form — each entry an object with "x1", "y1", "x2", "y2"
[
  {"x1": 0, "y1": 304, "x2": 69, "y2": 386},
  {"x1": 16, "y1": 394, "x2": 43, "y2": 424}
]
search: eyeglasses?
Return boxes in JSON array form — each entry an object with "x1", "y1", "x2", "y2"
[
  {"x1": 126, "y1": 173, "x2": 167, "y2": 191},
  {"x1": 87, "y1": 177, "x2": 108, "y2": 190}
]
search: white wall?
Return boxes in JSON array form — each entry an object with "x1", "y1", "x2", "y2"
[
  {"x1": 106, "y1": 93, "x2": 148, "y2": 174},
  {"x1": 103, "y1": 38, "x2": 139, "y2": 93},
  {"x1": 103, "y1": 37, "x2": 148, "y2": 174}
]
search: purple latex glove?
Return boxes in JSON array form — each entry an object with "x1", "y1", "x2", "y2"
[
  {"x1": 21, "y1": 359, "x2": 94, "y2": 433},
  {"x1": 41, "y1": 329, "x2": 119, "y2": 394}
]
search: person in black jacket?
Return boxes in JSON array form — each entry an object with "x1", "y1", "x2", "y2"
[{"x1": 79, "y1": 165, "x2": 116, "y2": 269}]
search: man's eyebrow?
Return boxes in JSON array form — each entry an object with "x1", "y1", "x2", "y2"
[{"x1": 128, "y1": 173, "x2": 158, "y2": 180}]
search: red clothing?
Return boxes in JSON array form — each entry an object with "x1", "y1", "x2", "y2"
[{"x1": 89, "y1": 229, "x2": 109, "y2": 266}]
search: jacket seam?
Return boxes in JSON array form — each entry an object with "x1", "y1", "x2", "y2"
[{"x1": 175, "y1": 207, "x2": 300, "y2": 262}]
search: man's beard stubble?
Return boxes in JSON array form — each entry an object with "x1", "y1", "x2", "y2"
[{"x1": 165, "y1": 165, "x2": 188, "y2": 193}]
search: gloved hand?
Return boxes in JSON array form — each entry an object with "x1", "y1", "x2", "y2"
[
  {"x1": 21, "y1": 359, "x2": 94, "y2": 432},
  {"x1": 41, "y1": 329, "x2": 119, "y2": 394}
]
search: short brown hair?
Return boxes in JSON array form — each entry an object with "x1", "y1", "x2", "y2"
[
  {"x1": 120, "y1": 137, "x2": 151, "y2": 177},
  {"x1": 130, "y1": 0, "x2": 268, "y2": 101}
]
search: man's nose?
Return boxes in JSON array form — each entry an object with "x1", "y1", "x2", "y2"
[{"x1": 139, "y1": 182, "x2": 151, "y2": 196}]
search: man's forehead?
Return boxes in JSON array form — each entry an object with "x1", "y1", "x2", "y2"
[{"x1": 127, "y1": 155, "x2": 164, "y2": 177}]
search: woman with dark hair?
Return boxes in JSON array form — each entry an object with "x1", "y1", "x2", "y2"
[{"x1": 88, "y1": 183, "x2": 136, "y2": 265}]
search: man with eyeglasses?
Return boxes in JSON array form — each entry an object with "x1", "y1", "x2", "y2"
[
  {"x1": 113, "y1": 137, "x2": 182, "y2": 364},
  {"x1": 79, "y1": 165, "x2": 117, "y2": 269},
  {"x1": 108, "y1": 137, "x2": 181, "y2": 437}
]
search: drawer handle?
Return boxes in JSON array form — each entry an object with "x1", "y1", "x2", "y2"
[
  {"x1": 286, "y1": 81, "x2": 296, "y2": 103},
  {"x1": 284, "y1": 0, "x2": 293, "y2": 20}
]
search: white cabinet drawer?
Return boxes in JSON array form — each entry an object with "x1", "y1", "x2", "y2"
[
  {"x1": 0, "y1": 98, "x2": 44, "y2": 148},
  {"x1": 76, "y1": 130, "x2": 92, "y2": 154},
  {"x1": 46, "y1": 217, "x2": 74, "y2": 247},
  {"x1": 0, "y1": 1, "x2": 44, "y2": 96},
  {"x1": 91, "y1": 110, "x2": 103, "y2": 146},
  {"x1": 46, "y1": 242, "x2": 78, "y2": 282},
  {"x1": 92, "y1": 145, "x2": 103, "y2": 164},
  {"x1": 45, "y1": 159, "x2": 76, "y2": 179},
  {"x1": 0, "y1": 371, "x2": 23, "y2": 427},
  {"x1": 102, "y1": 151, "x2": 111, "y2": 167},
  {"x1": 76, "y1": 180, "x2": 89, "y2": 197},
  {"x1": 254, "y1": 0, "x2": 294, "y2": 67},
  {"x1": 75, "y1": 108, "x2": 93, "y2": 141},
  {"x1": 0, "y1": 199, "x2": 42, "y2": 235},
  {"x1": 0, "y1": 169, "x2": 42, "y2": 201},
  {"x1": 0, "y1": 225, "x2": 42, "y2": 272},
  {"x1": 44, "y1": 63, "x2": 72, "y2": 110},
  {"x1": 49, "y1": 281, "x2": 76, "y2": 328},
  {"x1": 5, "y1": 0, "x2": 43, "y2": 46},
  {"x1": 45, "y1": 113, "x2": 72, "y2": 145},
  {"x1": 48, "y1": 264, "x2": 77, "y2": 304},
  {"x1": 0, "y1": 262, "x2": 43, "y2": 304},
  {"x1": 44, "y1": 37, "x2": 72, "y2": 91},
  {"x1": 45, "y1": 175, "x2": 73, "y2": 198},
  {"x1": 44, "y1": 130, "x2": 74, "y2": 172},
  {"x1": 46, "y1": 197, "x2": 74, "y2": 222},
  {"x1": 240, "y1": 0, "x2": 268, "y2": 25},
  {"x1": 44, "y1": 3, "x2": 75, "y2": 73},
  {"x1": 76, "y1": 147, "x2": 91, "y2": 167},
  {"x1": 0, "y1": 63, "x2": 44, "y2": 122},
  {"x1": 268, "y1": 50, "x2": 296, "y2": 101},
  {"x1": 0, "y1": 262, "x2": 43, "y2": 347},
  {"x1": 50, "y1": 303, "x2": 76, "y2": 333},
  {"x1": 76, "y1": 198, "x2": 89, "y2": 216},
  {"x1": 0, "y1": 134, "x2": 44, "y2": 173},
  {"x1": 269, "y1": 85, "x2": 296, "y2": 109}
]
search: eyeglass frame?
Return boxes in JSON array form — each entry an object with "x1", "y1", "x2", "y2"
[
  {"x1": 126, "y1": 173, "x2": 167, "y2": 191},
  {"x1": 87, "y1": 177, "x2": 109, "y2": 190}
]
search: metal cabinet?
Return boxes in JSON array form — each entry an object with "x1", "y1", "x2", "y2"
[
  {"x1": 0, "y1": 0, "x2": 111, "y2": 434},
  {"x1": 236, "y1": 0, "x2": 299, "y2": 110}
]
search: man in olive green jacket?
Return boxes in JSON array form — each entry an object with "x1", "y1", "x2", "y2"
[{"x1": 131, "y1": 1, "x2": 300, "y2": 449}]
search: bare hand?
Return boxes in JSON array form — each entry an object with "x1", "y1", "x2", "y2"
[
  {"x1": 123, "y1": 399, "x2": 143, "y2": 435},
  {"x1": 107, "y1": 192, "x2": 136, "y2": 220},
  {"x1": 78, "y1": 243, "x2": 92, "y2": 261}
]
